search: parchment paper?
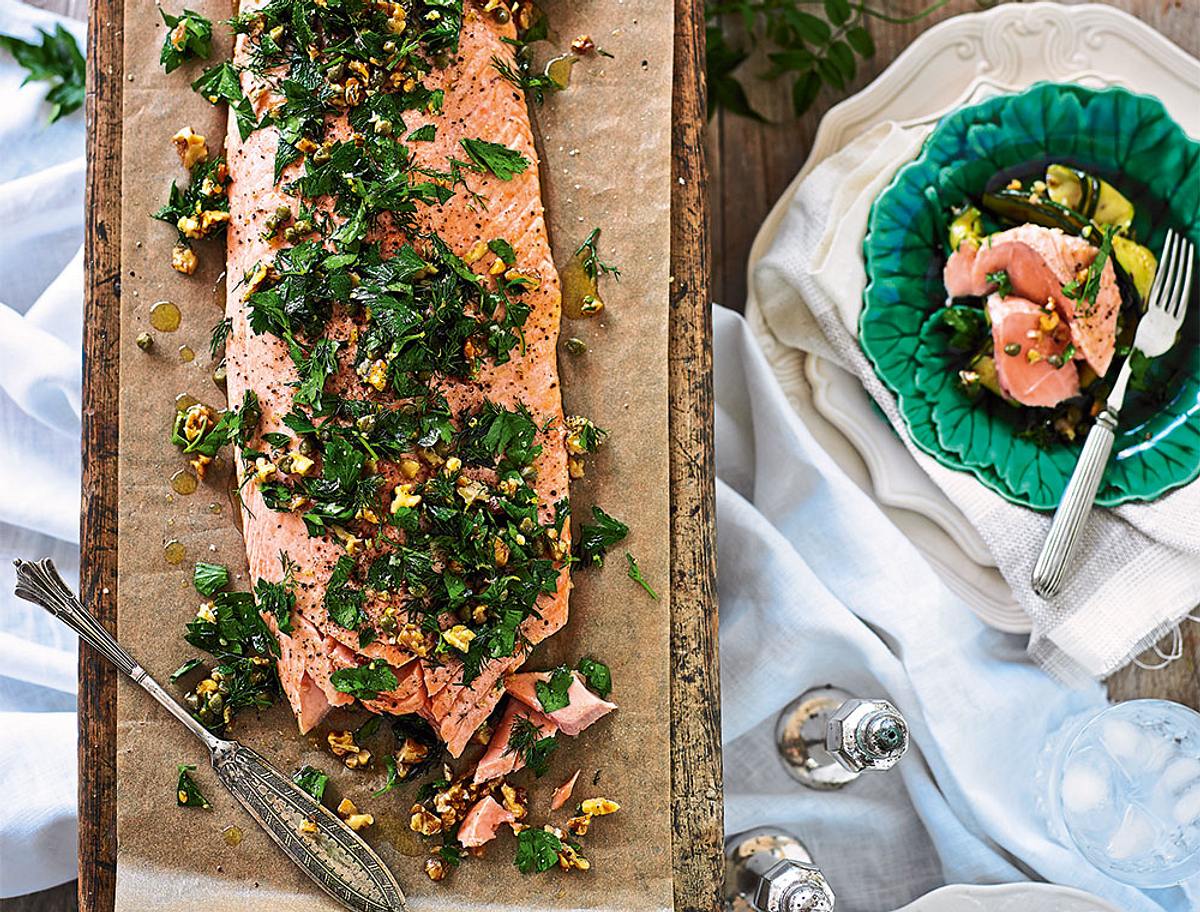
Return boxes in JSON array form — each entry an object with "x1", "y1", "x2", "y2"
[{"x1": 112, "y1": 3, "x2": 675, "y2": 909}]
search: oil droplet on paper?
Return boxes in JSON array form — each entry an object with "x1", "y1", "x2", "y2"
[
  {"x1": 221, "y1": 825, "x2": 243, "y2": 847},
  {"x1": 179, "y1": 345, "x2": 195, "y2": 363},
  {"x1": 208, "y1": 502, "x2": 222, "y2": 515},
  {"x1": 170, "y1": 470, "x2": 197, "y2": 495},
  {"x1": 175, "y1": 393, "x2": 198, "y2": 412},
  {"x1": 149, "y1": 300, "x2": 181, "y2": 332},
  {"x1": 545, "y1": 54, "x2": 575, "y2": 89},
  {"x1": 559, "y1": 252, "x2": 597, "y2": 320},
  {"x1": 164, "y1": 540, "x2": 186, "y2": 564}
]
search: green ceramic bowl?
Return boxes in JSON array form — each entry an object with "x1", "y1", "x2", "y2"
[{"x1": 860, "y1": 83, "x2": 1200, "y2": 510}]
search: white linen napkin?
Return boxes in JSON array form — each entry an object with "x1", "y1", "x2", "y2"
[
  {"x1": 750, "y1": 120, "x2": 1200, "y2": 683},
  {"x1": 714, "y1": 304, "x2": 1197, "y2": 912},
  {"x1": 0, "y1": 0, "x2": 86, "y2": 897}
]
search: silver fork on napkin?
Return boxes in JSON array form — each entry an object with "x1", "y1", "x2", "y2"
[
  {"x1": 1032, "y1": 229, "x2": 1194, "y2": 599},
  {"x1": 13, "y1": 558, "x2": 408, "y2": 912}
]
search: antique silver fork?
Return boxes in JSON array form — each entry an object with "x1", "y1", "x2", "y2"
[
  {"x1": 1032, "y1": 229, "x2": 1195, "y2": 599},
  {"x1": 13, "y1": 558, "x2": 408, "y2": 912}
]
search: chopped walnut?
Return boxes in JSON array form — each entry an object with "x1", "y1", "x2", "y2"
[
  {"x1": 581, "y1": 797, "x2": 620, "y2": 817},
  {"x1": 571, "y1": 35, "x2": 595, "y2": 54},
  {"x1": 566, "y1": 813, "x2": 591, "y2": 837},
  {"x1": 499, "y1": 782, "x2": 527, "y2": 820},
  {"x1": 410, "y1": 804, "x2": 443, "y2": 836},
  {"x1": 396, "y1": 622, "x2": 432, "y2": 658},
  {"x1": 396, "y1": 738, "x2": 430, "y2": 765},
  {"x1": 558, "y1": 842, "x2": 590, "y2": 871},
  {"x1": 328, "y1": 730, "x2": 371, "y2": 769},
  {"x1": 423, "y1": 855, "x2": 446, "y2": 882},
  {"x1": 189, "y1": 453, "x2": 213, "y2": 479},
  {"x1": 337, "y1": 797, "x2": 374, "y2": 831},
  {"x1": 171, "y1": 242, "x2": 198, "y2": 275},
  {"x1": 442, "y1": 624, "x2": 476, "y2": 653},
  {"x1": 171, "y1": 127, "x2": 208, "y2": 170}
]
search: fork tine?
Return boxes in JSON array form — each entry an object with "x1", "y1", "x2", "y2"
[
  {"x1": 1150, "y1": 229, "x2": 1181, "y2": 314},
  {"x1": 1171, "y1": 240, "x2": 1194, "y2": 321}
]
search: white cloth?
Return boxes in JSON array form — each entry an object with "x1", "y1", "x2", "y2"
[
  {"x1": 751, "y1": 120, "x2": 1200, "y2": 683},
  {"x1": 714, "y1": 304, "x2": 1197, "y2": 911},
  {"x1": 0, "y1": 0, "x2": 85, "y2": 897}
]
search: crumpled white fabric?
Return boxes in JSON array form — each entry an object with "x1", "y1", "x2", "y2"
[
  {"x1": 714, "y1": 304, "x2": 1197, "y2": 911},
  {"x1": 0, "y1": 0, "x2": 85, "y2": 897},
  {"x1": 750, "y1": 119, "x2": 1200, "y2": 683}
]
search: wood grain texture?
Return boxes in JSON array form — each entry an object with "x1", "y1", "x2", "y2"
[
  {"x1": 706, "y1": 0, "x2": 1200, "y2": 710},
  {"x1": 78, "y1": 0, "x2": 122, "y2": 907},
  {"x1": 670, "y1": 3, "x2": 724, "y2": 911}
]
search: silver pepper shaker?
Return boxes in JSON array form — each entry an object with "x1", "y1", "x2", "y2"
[
  {"x1": 724, "y1": 827, "x2": 835, "y2": 912},
  {"x1": 776, "y1": 686, "x2": 909, "y2": 789}
]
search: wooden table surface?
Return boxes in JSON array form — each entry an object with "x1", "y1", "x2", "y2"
[{"x1": 3, "y1": 0, "x2": 1196, "y2": 910}]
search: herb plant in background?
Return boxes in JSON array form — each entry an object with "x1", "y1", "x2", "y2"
[
  {"x1": 706, "y1": 0, "x2": 989, "y2": 119},
  {"x1": 0, "y1": 23, "x2": 85, "y2": 123}
]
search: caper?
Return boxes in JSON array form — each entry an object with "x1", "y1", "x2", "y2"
[
  {"x1": 283, "y1": 226, "x2": 298, "y2": 243},
  {"x1": 294, "y1": 219, "x2": 313, "y2": 234},
  {"x1": 565, "y1": 337, "x2": 587, "y2": 354},
  {"x1": 580, "y1": 294, "x2": 604, "y2": 316},
  {"x1": 212, "y1": 363, "x2": 227, "y2": 387},
  {"x1": 1047, "y1": 353, "x2": 1064, "y2": 368},
  {"x1": 356, "y1": 414, "x2": 377, "y2": 433},
  {"x1": 298, "y1": 436, "x2": 315, "y2": 456},
  {"x1": 374, "y1": 118, "x2": 393, "y2": 136},
  {"x1": 136, "y1": 331, "x2": 154, "y2": 352},
  {"x1": 1003, "y1": 342, "x2": 1021, "y2": 356},
  {"x1": 268, "y1": 24, "x2": 285, "y2": 43},
  {"x1": 313, "y1": 147, "x2": 331, "y2": 166},
  {"x1": 274, "y1": 204, "x2": 291, "y2": 220}
]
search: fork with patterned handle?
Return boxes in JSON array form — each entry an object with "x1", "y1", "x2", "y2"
[
  {"x1": 13, "y1": 557, "x2": 408, "y2": 912},
  {"x1": 1032, "y1": 229, "x2": 1194, "y2": 600}
]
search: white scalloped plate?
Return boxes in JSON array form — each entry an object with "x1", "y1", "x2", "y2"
[
  {"x1": 744, "y1": 2, "x2": 1200, "y2": 634},
  {"x1": 895, "y1": 882, "x2": 1123, "y2": 912}
]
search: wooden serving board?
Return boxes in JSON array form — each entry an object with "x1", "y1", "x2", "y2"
[{"x1": 77, "y1": 1, "x2": 722, "y2": 910}]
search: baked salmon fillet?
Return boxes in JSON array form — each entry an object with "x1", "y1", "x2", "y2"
[{"x1": 222, "y1": 1, "x2": 570, "y2": 756}]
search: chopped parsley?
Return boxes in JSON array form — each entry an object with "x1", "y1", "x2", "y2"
[
  {"x1": 625, "y1": 552, "x2": 659, "y2": 600},
  {"x1": 534, "y1": 665, "x2": 573, "y2": 713},
  {"x1": 158, "y1": 8, "x2": 212, "y2": 74},
  {"x1": 170, "y1": 657, "x2": 203, "y2": 681},
  {"x1": 578, "y1": 506, "x2": 629, "y2": 567},
  {"x1": 292, "y1": 765, "x2": 329, "y2": 802},
  {"x1": 460, "y1": 138, "x2": 530, "y2": 181},
  {"x1": 576, "y1": 656, "x2": 612, "y2": 699},
  {"x1": 254, "y1": 572, "x2": 296, "y2": 635},
  {"x1": 176, "y1": 764, "x2": 212, "y2": 809},
  {"x1": 1063, "y1": 226, "x2": 1116, "y2": 317},
  {"x1": 576, "y1": 228, "x2": 621, "y2": 283},
  {"x1": 193, "y1": 561, "x2": 229, "y2": 597},
  {"x1": 330, "y1": 660, "x2": 398, "y2": 700},
  {"x1": 514, "y1": 827, "x2": 562, "y2": 874},
  {"x1": 191, "y1": 61, "x2": 258, "y2": 140},
  {"x1": 986, "y1": 269, "x2": 1013, "y2": 298},
  {"x1": 324, "y1": 555, "x2": 366, "y2": 629},
  {"x1": 372, "y1": 755, "x2": 399, "y2": 797},
  {"x1": 152, "y1": 154, "x2": 230, "y2": 240}
]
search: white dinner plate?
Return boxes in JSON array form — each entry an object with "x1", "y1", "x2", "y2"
[
  {"x1": 744, "y1": 1, "x2": 1200, "y2": 634},
  {"x1": 895, "y1": 882, "x2": 1124, "y2": 912}
]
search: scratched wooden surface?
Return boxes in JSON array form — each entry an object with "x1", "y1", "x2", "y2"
[{"x1": 4, "y1": 0, "x2": 1196, "y2": 910}]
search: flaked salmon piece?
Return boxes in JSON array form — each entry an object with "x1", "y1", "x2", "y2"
[
  {"x1": 224, "y1": 6, "x2": 571, "y2": 746},
  {"x1": 474, "y1": 699, "x2": 558, "y2": 785},
  {"x1": 505, "y1": 671, "x2": 617, "y2": 736},
  {"x1": 551, "y1": 769, "x2": 581, "y2": 811},
  {"x1": 458, "y1": 795, "x2": 516, "y2": 848},
  {"x1": 987, "y1": 295, "x2": 1081, "y2": 407},
  {"x1": 969, "y1": 226, "x2": 1119, "y2": 376},
  {"x1": 267, "y1": 609, "x2": 353, "y2": 733},
  {"x1": 944, "y1": 243, "x2": 987, "y2": 298}
]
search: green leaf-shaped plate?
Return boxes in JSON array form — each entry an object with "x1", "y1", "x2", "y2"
[{"x1": 860, "y1": 83, "x2": 1200, "y2": 510}]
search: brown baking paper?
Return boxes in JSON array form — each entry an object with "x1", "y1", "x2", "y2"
[{"x1": 112, "y1": 2, "x2": 675, "y2": 910}]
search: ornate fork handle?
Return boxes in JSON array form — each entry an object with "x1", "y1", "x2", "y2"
[
  {"x1": 13, "y1": 558, "x2": 221, "y2": 750},
  {"x1": 1031, "y1": 404, "x2": 1119, "y2": 599}
]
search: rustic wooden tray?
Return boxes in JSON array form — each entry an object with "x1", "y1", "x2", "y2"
[{"x1": 77, "y1": 1, "x2": 722, "y2": 910}]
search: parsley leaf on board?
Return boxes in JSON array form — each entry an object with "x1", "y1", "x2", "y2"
[
  {"x1": 170, "y1": 657, "x2": 204, "y2": 681},
  {"x1": 460, "y1": 138, "x2": 529, "y2": 180},
  {"x1": 176, "y1": 764, "x2": 212, "y2": 809},
  {"x1": 534, "y1": 665, "x2": 573, "y2": 713},
  {"x1": 193, "y1": 561, "x2": 230, "y2": 597},
  {"x1": 0, "y1": 24, "x2": 84, "y2": 123},
  {"x1": 330, "y1": 660, "x2": 399, "y2": 700},
  {"x1": 159, "y1": 7, "x2": 213, "y2": 73},
  {"x1": 576, "y1": 656, "x2": 612, "y2": 699},
  {"x1": 372, "y1": 755, "x2": 399, "y2": 797},
  {"x1": 625, "y1": 552, "x2": 659, "y2": 600},
  {"x1": 192, "y1": 61, "x2": 258, "y2": 140},
  {"x1": 292, "y1": 765, "x2": 329, "y2": 802},
  {"x1": 577, "y1": 506, "x2": 629, "y2": 567},
  {"x1": 514, "y1": 827, "x2": 563, "y2": 874}
]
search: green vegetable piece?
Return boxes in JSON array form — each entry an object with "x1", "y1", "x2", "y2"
[
  {"x1": 159, "y1": 8, "x2": 213, "y2": 74},
  {"x1": 535, "y1": 665, "x2": 573, "y2": 713},
  {"x1": 292, "y1": 765, "x2": 329, "y2": 802},
  {"x1": 459, "y1": 138, "x2": 529, "y2": 180},
  {"x1": 331, "y1": 660, "x2": 398, "y2": 700},
  {"x1": 514, "y1": 827, "x2": 563, "y2": 873},
  {"x1": 176, "y1": 764, "x2": 212, "y2": 809},
  {"x1": 625, "y1": 552, "x2": 659, "y2": 600},
  {"x1": 948, "y1": 206, "x2": 982, "y2": 252},
  {"x1": 575, "y1": 656, "x2": 612, "y2": 699},
  {"x1": 193, "y1": 561, "x2": 229, "y2": 597},
  {"x1": 170, "y1": 657, "x2": 203, "y2": 681},
  {"x1": 324, "y1": 556, "x2": 366, "y2": 629},
  {"x1": 372, "y1": 755, "x2": 398, "y2": 797},
  {"x1": 0, "y1": 25, "x2": 84, "y2": 123},
  {"x1": 577, "y1": 506, "x2": 629, "y2": 567}
]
